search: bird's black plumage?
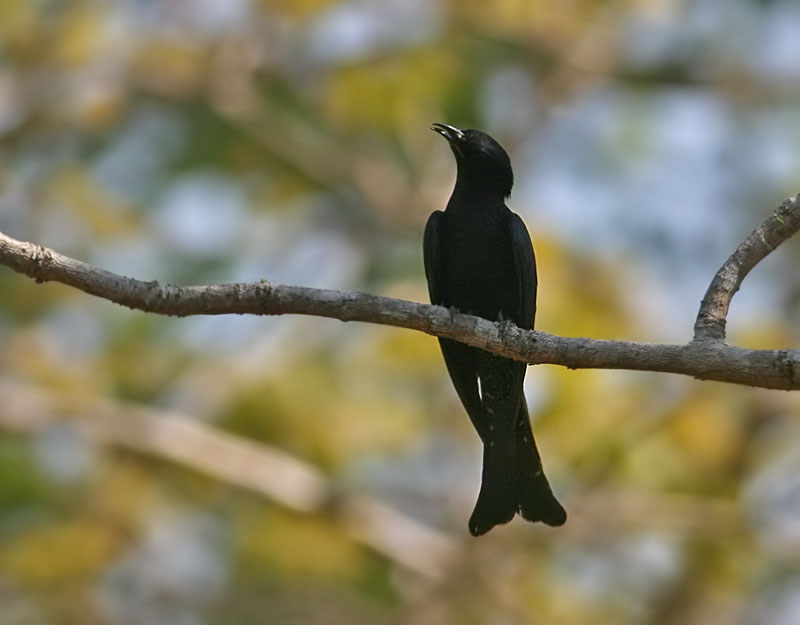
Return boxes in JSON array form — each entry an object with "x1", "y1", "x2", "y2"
[{"x1": 424, "y1": 123, "x2": 566, "y2": 536}]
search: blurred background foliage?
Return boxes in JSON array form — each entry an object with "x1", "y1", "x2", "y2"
[{"x1": 2, "y1": 0, "x2": 800, "y2": 623}]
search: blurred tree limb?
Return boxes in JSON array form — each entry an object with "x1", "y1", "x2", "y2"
[
  {"x1": 0, "y1": 380, "x2": 458, "y2": 581},
  {"x1": 0, "y1": 380, "x2": 751, "y2": 578},
  {"x1": 1, "y1": 194, "x2": 799, "y2": 390}
]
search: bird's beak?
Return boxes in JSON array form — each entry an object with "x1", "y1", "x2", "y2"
[
  {"x1": 431, "y1": 123, "x2": 465, "y2": 156},
  {"x1": 431, "y1": 123, "x2": 464, "y2": 142}
]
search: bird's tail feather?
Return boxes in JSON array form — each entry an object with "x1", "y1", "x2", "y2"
[
  {"x1": 469, "y1": 443, "x2": 518, "y2": 536},
  {"x1": 468, "y1": 409, "x2": 566, "y2": 536},
  {"x1": 514, "y1": 416, "x2": 566, "y2": 527}
]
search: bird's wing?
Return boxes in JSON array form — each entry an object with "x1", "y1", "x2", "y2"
[
  {"x1": 423, "y1": 210, "x2": 488, "y2": 440},
  {"x1": 509, "y1": 212, "x2": 537, "y2": 330},
  {"x1": 423, "y1": 210, "x2": 446, "y2": 304}
]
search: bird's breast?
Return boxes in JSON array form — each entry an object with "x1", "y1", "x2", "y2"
[{"x1": 440, "y1": 213, "x2": 518, "y2": 321}]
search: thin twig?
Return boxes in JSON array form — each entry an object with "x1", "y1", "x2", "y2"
[{"x1": 694, "y1": 193, "x2": 800, "y2": 341}]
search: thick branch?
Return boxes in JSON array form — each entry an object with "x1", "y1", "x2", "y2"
[{"x1": 2, "y1": 194, "x2": 800, "y2": 390}]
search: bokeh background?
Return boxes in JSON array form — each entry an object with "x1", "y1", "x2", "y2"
[{"x1": 2, "y1": 1, "x2": 800, "y2": 623}]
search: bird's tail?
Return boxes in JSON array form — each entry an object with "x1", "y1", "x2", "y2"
[
  {"x1": 468, "y1": 405, "x2": 566, "y2": 536},
  {"x1": 468, "y1": 442, "x2": 518, "y2": 536},
  {"x1": 514, "y1": 414, "x2": 567, "y2": 527}
]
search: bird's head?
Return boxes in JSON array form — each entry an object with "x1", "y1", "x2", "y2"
[{"x1": 431, "y1": 123, "x2": 514, "y2": 198}]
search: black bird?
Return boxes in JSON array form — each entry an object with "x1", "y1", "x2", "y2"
[{"x1": 424, "y1": 123, "x2": 566, "y2": 536}]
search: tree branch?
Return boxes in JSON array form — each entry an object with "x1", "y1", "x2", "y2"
[
  {"x1": 2, "y1": 192, "x2": 800, "y2": 390},
  {"x1": 0, "y1": 381, "x2": 754, "y2": 576},
  {"x1": 694, "y1": 194, "x2": 800, "y2": 341},
  {"x1": 0, "y1": 380, "x2": 459, "y2": 580}
]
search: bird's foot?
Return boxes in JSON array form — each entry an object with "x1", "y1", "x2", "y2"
[{"x1": 496, "y1": 314, "x2": 517, "y2": 336}]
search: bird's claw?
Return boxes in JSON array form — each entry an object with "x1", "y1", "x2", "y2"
[{"x1": 497, "y1": 316, "x2": 516, "y2": 333}]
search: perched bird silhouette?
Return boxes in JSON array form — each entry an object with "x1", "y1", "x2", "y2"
[{"x1": 424, "y1": 123, "x2": 566, "y2": 536}]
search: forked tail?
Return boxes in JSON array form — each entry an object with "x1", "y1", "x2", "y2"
[{"x1": 468, "y1": 406, "x2": 566, "y2": 536}]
